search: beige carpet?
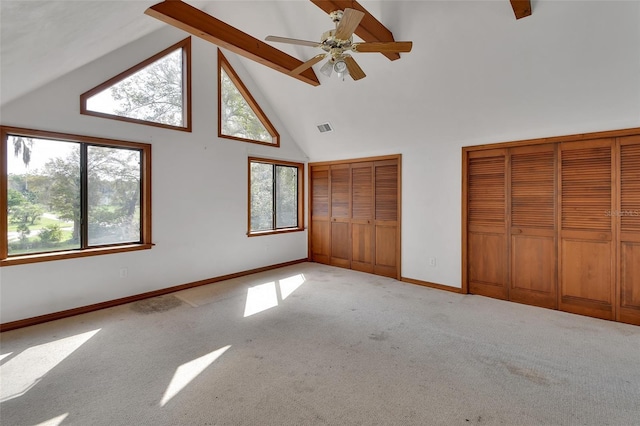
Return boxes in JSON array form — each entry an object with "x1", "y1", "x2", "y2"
[{"x1": 1, "y1": 262, "x2": 639, "y2": 426}]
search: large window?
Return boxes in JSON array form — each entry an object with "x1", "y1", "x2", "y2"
[
  {"x1": 1, "y1": 127, "x2": 152, "y2": 266},
  {"x1": 248, "y1": 158, "x2": 303, "y2": 235}
]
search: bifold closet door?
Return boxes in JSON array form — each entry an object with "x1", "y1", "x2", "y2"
[
  {"x1": 618, "y1": 136, "x2": 640, "y2": 325},
  {"x1": 310, "y1": 165, "x2": 330, "y2": 264},
  {"x1": 509, "y1": 145, "x2": 557, "y2": 309},
  {"x1": 559, "y1": 139, "x2": 615, "y2": 320},
  {"x1": 373, "y1": 159, "x2": 400, "y2": 278},
  {"x1": 310, "y1": 155, "x2": 401, "y2": 279},
  {"x1": 351, "y1": 162, "x2": 374, "y2": 273},
  {"x1": 467, "y1": 149, "x2": 508, "y2": 299},
  {"x1": 330, "y1": 164, "x2": 351, "y2": 268}
]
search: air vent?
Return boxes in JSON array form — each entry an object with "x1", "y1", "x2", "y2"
[{"x1": 317, "y1": 122, "x2": 333, "y2": 133}]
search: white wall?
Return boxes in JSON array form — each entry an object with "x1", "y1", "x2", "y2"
[{"x1": 0, "y1": 27, "x2": 309, "y2": 323}]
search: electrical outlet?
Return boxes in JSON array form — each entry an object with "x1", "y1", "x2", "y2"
[
  {"x1": 119, "y1": 267, "x2": 128, "y2": 278},
  {"x1": 428, "y1": 257, "x2": 437, "y2": 267}
]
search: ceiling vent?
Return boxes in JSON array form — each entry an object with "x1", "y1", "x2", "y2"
[{"x1": 317, "y1": 122, "x2": 333, "y2": 133}]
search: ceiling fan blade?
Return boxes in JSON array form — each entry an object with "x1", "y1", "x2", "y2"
[
  {"x1": 290, "y1": 54, "x2": 327, "y2": 75},
  {"x1": 353, "y1": 41, "x2": 413, "y2": 53},
  {"x1": 334, "y1": 8, "x2": 365, "y2": 40},
  {"x1": 343, "y1": 56, "x2": 366, "y2": 81},
  {"x1": 266, "y1": 36, "x2": 321, "y2": 48},
  {"x1": 145, "y1": 1, "x2": 319, "y2": 86}
]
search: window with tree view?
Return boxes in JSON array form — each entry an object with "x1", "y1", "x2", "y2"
[
  {"x1": 219, "y1": 50, "x2": 279, "y2": 146},
  {"x1": 81, "y1": 38, "x2": 191, "y2": 132},
  {"x1": 1, "y1": 127, "x2": 152, "y2": 265},
  {"x1": 249, "y1": 158, "x2": 303, "y2": 235}
]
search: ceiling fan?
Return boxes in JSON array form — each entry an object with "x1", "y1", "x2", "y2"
[
  {"x1": 266, "y1": 8, "x2": 412, "y2": 81},
  {"x1": 145, "y1": 1, "x2": 411, "y2": 85}
]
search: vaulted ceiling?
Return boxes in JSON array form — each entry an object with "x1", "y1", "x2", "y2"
[{"x1": 2, "y1": 1, "x2": 637, "y2": 160}]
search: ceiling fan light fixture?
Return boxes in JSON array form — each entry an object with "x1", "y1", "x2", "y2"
[
  {"x1": 333, "y1": 59, "x2": 348, "y2": 74},
  {"x1": 334, "y1": 59, "x2": 349, "y2": 81},
  {"x1": 319, "y1": 59, "x2": 334, "y2": 77}
]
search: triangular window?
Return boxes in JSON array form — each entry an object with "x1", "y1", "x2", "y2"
[
  {"x1": 81, "y1": 38, "x2": 191, "y2": 132},
  {"x1": 218, "y1": 50, "x2": 279, "y2": 146}
]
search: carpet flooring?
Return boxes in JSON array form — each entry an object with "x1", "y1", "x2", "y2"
[{"x1": 1, "y1": 262, "x2": 639, "y2": 425}]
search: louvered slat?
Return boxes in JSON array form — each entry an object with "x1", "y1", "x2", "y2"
[
  {"x1": 561, "y1": 146, "x2": 611, "y2": 231},
  {"x1": 352, "y1": 166, "x2": 373, "y2": 219},
  {"x1": 469, "y1": 156, "x2": 505, "y2": 226},
  {"x1": 621, "y1": 143, "x2": 640, "y2": 231},
  {"x1": 375, "y1": 164, "x2": 398, "y2": 221},
  {"x1": 331, "y1": 167, "x2": 350, "y2": 218},
  {"x1": 311, "y1": 169, "x2": 329, "y2": 217},
  {"x1": 511, "y1": 151, "x2": 555, "y2": 228}
]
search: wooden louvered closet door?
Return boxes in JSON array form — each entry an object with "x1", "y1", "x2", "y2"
[
  {"x1": 351, "y1": 162, "x2": 374, "y2": 273},
  {"x1": 374, "y1": 159, "x2": 399, "y2": 278},
  {"x1": 467, "y1": 149, "x2": 508, "y2": 299},
  {"x1": 309, "y1": 155, "x2": 401, "y2": 280},
  {"x1": 330, "y1": 164, "x2": 351, "y2": 268},
  {"x1": 618, "y1": 136, "x2": 640, "y2": 325},
  {"x1": 558, "y1": 139, "x2": 616, "y2": 320},
  {"x1": 310, "y1": 165, "x2": 330, "y2": 264},
  {"x1": 509, "y1": 145, "x2": 557, "y2": 309}
]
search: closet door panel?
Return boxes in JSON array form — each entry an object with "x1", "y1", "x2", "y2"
[
  {"x1": 618, "y1": 136, "x2": 640, "y2": 325},
  {"x1": 331, "y1": 165, "x2": 350, "y2": 219},
  {"x1": 559, "y1": 139, "x2": 615, "y2": 320},
  {"x1": 330, "y1": 164, "x2": 351, "y2": 267},
  {"x1": 374, "y1": 224, "x2": 397, "y2": 278},
  {"x1": 351, "y1": 163, "x2": 374, "y2": 273},
  {"x1": 469, "y1": 232, "x2": 507, "y2": 299},
  {"x1": 352, "y1": 163, "x2": 374, "y2": 220},
  {"x1": 352, "y1": 222, "x2": 374, "y2": 273},
  {"x1": 509, "y1": 145, "x2": 557, "y2": 308},
  {"x1": 561, "y1": 238, "x2": 613, "y2": 304},
  {"x1": 374, "y1": 161, "x2": 398, "y2": 221},
  {"x1": 374, "y1": 159, "x2": 400, "y2": 278},
  {"x1": 331, "y1": 221, "x2": 351, "y2": 268},
  {"x1": 467, "y1": 150, "x2": 508, "y2": 299},
  {"x1": 311, "y1": 220, "x2": 330, "y2": 264},
  {"x1": 511, "y1": 234, "x2": 556, "y2": 306},
  {"x1": 620, "y1": 243, "x2": 640, "y2": 322},
  {"x1": 310, "y1": 166, "x2": 330, "y2": 264}
]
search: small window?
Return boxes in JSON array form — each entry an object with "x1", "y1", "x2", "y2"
[
  {"x1": 80, "y1": 38, "x2": 191, "y2": 132},
  {"x1": 1, "y1": 126, "x2": 152, "y2": 266},
  {"x1": 219, "y1": 50, "x2": 279, "y2": 146},
  {"x1": 248, "y1": 158, "x2": 303, "y2": 235}
]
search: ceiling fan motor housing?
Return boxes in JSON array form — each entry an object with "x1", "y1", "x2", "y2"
[{"x1": 329, "y1": 10, "x2": 344, "y2": 23}]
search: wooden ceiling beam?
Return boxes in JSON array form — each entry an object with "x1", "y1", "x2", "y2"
[
  {"x1": 146, "y1": 1, "x2": 320, "y2": 86},
  {"x1": 510, "y1": 0, "x2": 532, "y2": 19},
  {"x1": 310, "y1": 0, "x2": 401, "y2": 61}
]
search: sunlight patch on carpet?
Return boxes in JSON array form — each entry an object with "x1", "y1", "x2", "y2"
[
  {"x1": 243, "y1": 274, "x2": 306, "y2": 317},
  {"x1": 280, "y1": 274, "x2": 306, "y2": 300},
  {"x1": 0, "y1": 329, "x2": 101, "y2": 402},
  {"x1": 161, "y1": 345, "x2": 231, "y2": 407},
  {"x1": 33, "y1": 413, "x2": 69, "y2": 426},
  {"x1": 244, "y1": 281, "x2": 278, "y2": 317}
]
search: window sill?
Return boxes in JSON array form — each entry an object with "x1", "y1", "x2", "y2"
[
  {"x1": 247, "y1": 228, "x2": 305, "y2": 237},
  {"x1": 1, "y1": 244, "x2": 153, "y2": 267}
]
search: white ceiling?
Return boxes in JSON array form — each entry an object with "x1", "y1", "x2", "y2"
[{"x1": 2, "y1": 1, "x2": 639, "y2": 160}]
